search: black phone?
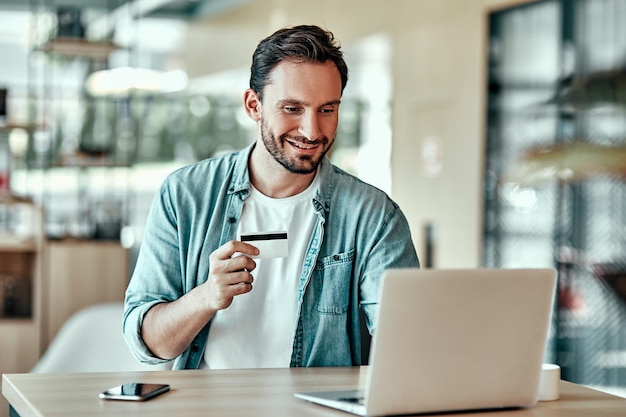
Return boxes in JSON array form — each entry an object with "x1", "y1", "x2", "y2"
[{"x1": 99, "y1": 383, "x2": 170, "y2": 401}]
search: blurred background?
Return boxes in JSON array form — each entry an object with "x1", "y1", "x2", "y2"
[{"x1": 0, "y1": 0, "x2": 625, "y2": 414}]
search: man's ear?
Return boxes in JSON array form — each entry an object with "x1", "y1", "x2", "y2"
[{"x1": 243, "y1": 89, "x2": 262, "y2": 122}]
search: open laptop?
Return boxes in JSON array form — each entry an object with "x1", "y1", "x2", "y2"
[{"x1": 294, "y1": 268, "x2": 557, "y2": 416}]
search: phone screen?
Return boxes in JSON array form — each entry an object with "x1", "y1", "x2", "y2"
[{"x1": 99, "y1": 383, "x2": 170, "y2": 401}]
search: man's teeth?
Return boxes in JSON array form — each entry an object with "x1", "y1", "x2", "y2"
[{"x1": 291, "y1": 141, "x2": 315, "y2": 149}]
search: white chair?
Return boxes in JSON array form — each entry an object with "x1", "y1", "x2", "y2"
[{"x1": 32, "y1": 302, "x2": 170, "y2": 373}]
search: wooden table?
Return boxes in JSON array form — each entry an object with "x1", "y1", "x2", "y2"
[{"x1": 3, "y1": 366, "x2": 626, "y2": 417}]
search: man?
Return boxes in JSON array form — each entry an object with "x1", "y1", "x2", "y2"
[{"x1": 123, "y1": 24, "x2": 419, "y2": 370}]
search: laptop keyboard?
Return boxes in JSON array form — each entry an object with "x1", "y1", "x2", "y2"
[{"x1": 338, "y1": 396, "x2": 365, "y2": 405}]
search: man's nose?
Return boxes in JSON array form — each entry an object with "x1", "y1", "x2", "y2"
[{"x1": 298, "y1": 112, "x2": 321, "y2": 141}]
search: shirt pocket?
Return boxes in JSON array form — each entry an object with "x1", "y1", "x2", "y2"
[{"x1": 313, "y1": 249, "x2": 355, "y2": 315}]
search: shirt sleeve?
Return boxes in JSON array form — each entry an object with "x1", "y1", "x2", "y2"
[
  {"x1": 359, "y1": 201, "x2": 420, "y2": 335},
  {"x1": 123, "y1": 179, "x2": 183, "y2": 365}
]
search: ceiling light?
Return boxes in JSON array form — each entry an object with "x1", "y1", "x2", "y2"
[{"x1": 85, "y1": 67, "x2": 188, "y2": 96}]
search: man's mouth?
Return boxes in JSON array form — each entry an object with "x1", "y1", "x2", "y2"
[{"x1": 286, "y1": 138, "x2": 320, "y2": 150}]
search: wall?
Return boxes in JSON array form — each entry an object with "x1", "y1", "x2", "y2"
[{"x1": 182, "y1": 0, "x2": 537, "y2": 268}]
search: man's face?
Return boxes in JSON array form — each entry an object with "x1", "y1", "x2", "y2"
[{"x1": 256, "y1": 60, "x2": 342, "y2": 174}]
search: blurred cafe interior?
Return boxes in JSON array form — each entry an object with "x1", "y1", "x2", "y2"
[{"x1": 0, "y1": 0, "x2": 625, "y2": 414}]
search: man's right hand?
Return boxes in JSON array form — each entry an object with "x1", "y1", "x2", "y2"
[
  {"x1": 140, "y1": 240, "x2": 259, "y2": 360},
  {"x1": 201, "y1": 240, "x2": 259, "y2": 311}
]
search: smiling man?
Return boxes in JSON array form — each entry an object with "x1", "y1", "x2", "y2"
[{"x1": 123, "y1": 25, "x2": 419, "y2": 370}]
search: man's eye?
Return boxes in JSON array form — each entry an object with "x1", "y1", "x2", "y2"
[
  {"x1": 320, "y1": 107, "x2": 336, "y2": 114},
  {"x1": 284, "y1": 106, "x2": 302, "y2": 113}
]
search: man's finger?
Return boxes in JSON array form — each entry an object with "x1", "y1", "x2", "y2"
[{"x1": 212, "y1": 240, "x2": 260, "y2": 260}]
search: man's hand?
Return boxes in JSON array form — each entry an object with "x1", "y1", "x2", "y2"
[
  {"x1": 201, "y1": 240, "x2": 259, "y2": 311},
  {"x1": 141, "y1": 240, "x2": 259, "y2": 360}
]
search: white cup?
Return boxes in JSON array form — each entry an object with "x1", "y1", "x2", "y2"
[{"x1": 538, "y1": 363, "x2": 561, "y2": 401}]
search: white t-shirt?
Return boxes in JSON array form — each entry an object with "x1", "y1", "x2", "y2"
[{"x1": 203, "y1": 174, "x2": 319, "y2": 369}]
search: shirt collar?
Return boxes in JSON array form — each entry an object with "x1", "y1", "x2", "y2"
[{"x1": 228, "y1": 142, "x2": 255, "y2": 197}]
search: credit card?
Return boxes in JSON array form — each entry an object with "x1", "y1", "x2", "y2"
[{"x1": 240, "y1": 231, "x2": 288, "y2": 259}]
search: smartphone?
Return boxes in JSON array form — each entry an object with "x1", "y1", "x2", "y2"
[{"x1": 99, "y1": 383, "x2": 170, "y2": 401}]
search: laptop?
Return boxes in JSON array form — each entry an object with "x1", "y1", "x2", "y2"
[{"x1": 294, "y1": 268, "x2": 557, "y2": 416}]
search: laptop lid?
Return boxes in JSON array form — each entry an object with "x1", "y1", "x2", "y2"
[
  {"x1": 295, "y1": 268, "x2": 557, "y2": 417},
  {"x1": 364, "y1": 268, "x2": 557, "y2": 416}
]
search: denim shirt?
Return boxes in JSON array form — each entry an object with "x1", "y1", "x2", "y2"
[{"x1": 123, "y1": 143, "x2": 419, "y2": 370}]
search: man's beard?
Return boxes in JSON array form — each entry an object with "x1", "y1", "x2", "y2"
[{"x1": 260, "y1": 118, "x2": 333, "y2": 175}]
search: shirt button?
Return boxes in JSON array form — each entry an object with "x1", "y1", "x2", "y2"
[
  {"x1": 333, "y1": 254, "x2": 340, "y2": 261},
  {"x1": 229, "y1": 217, "x2": 236, "y2": 223}
]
